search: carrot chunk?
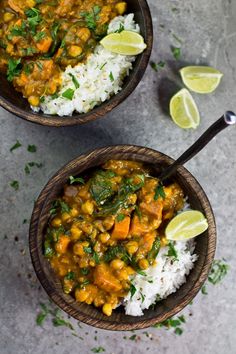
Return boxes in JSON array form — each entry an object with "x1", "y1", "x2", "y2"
[{"x1": 111, "y1": 216, "x2": 130, "y2": 240}]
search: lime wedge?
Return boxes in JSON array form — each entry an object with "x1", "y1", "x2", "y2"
[
  {"x1": 169, "y1": 88, "x2": 200, "y2": 129},
  {"x1": 165, "y1": 210, "x2": 208, "y2": 241},
  {"x1": 180, "y1": 66, "x2": 223, "y2": 94},
  {"x1": 100, "y1": 31, "x2": 147, "y2": 55}
]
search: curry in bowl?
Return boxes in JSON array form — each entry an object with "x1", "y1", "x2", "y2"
[
  {"x1": 0, "y1": 0, "x2": 147, "y2": 116},
  {"x1": 44, "y1": 159, "x2": 203, "y2": 317}
]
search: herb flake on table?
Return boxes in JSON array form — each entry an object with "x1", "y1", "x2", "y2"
[
  {"x1": 27, "y1": 144, "x2": 37, "y2": 153},
  {"x1": 52, "y1": 316, "x2": 74, "y2": 330},
  {"x1": 10, "y1": 180, "x2": 19, "y2": 191},
  {"x1": 10, "y1": 140, "x2": 22, "y2": 152},
  {"x1": 171, "y1": 46, "x2": 181, "y2": 60},
  {"x1": 208, "y1": 259, "x2": 229, "y2": 284},
  {"x1": 129, "y1": 334, "x2": 137, "y2": 340},
  {"x1": 25, "y1": 162, "x2": 43, "y2": 174},
  {"x1": 150, "y1": 60, "x2": 165, "y2": 72},
  {"x1": 91, "y1": 347, "x2": 105, "y2": 353}
]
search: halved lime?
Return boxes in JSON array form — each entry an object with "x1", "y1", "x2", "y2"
[
  {"x1": 169, "y1": 88, "x2": 200, "y2": 129},
  {"x1": 165, "y1": 210, "x2": 208, "y2": 241},
  {"x1": 180, "y1": 66, "x2": 223, "y2": 94},
  {"x1": 100, "y1": 31, "x2": 147, "y2": 55}
]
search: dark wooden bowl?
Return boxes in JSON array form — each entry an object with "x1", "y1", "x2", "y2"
[
  {"x1": 0, "y1": 0, "x2": 152, "y2": 127},
  {"x1": 29, "y1": 145, "x2": 216, "y2": 330}
]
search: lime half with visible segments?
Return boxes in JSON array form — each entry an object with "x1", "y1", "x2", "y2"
[
  {"x1": 165, "y1": 210, "x2": 209, "y2": 241},
  {"x1": 180, "y1": 66, "x2": 223, "y2": 94},
  {"x1": 169, "y1": 88, "x2": 200, "y2": 129},
  {"x1": 100, "y1": 31, "x2": 147, "y2": 55}
]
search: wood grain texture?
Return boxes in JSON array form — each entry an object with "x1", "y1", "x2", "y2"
[
  {"x1": 0, "y1": 0, "x2": 153, "y2": 127},
  {"x1": 29, "y1": 145, "x2": 216, "y2": 331}
]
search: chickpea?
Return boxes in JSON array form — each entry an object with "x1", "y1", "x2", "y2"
[
  {"x1": 81, "y1": 201, "x2": 94, "y2": 215},
  {"x1": 75, "y1": 288, "x2": 89, "y2": 302},
  {"x1": 70, "y1": 207, "x2": 79, "y2": 217},
  {"x1": 77, "y1": 27, "x2": 91, "y2": 42},
  {"x1": 127, "y1": 193, "x2": 137, "y2": 205},
  {"x1": 138, "y1": 258, "x2": 149, "y2": 270},
  {"x1": 110, "y1": 259, "x2": 124, "y2": 270},
  {"x1": 103, "y1": 216, "x2": 115, "y2": 230},
  {"x1": 80, "y1": 222, "x2": 93, "y2": 235},
  {"x1": 126, "y1": 241, "x2": 139, "y2": 255},
  {"x1": 28, "y1": 96, "x2": 40, "y2": 107},
  {"x1": 70, "y1": 226, "x2": 82, "y2": 240},
  {"x1": 89, "y1": 260, "x2": 96, "y2": 267},
  {"x1": 102, "y1": 303, "x2": 112, "y2": 316},
  {"x1": 73, "y1": 242, "x2": 85, "y2": 256},
  {"x1": 115, "y1": 2, "x2": 127, "y2": 15},
  {"x1": 3, "y1": 12, "x2": 15, "y2": 22},
  {"x1": 61, "y1": 212, "x2": 71, "y2": 223},
  {"x1": 117, "y1": 268, "x2": 128, "y2": 281},
  {"x1": 51, "y1": 217, "x2": 62, "y2": 228},
  {"x1": 99, "y1": 232, "x2": 110, "y2": 244},
  {"x1": 68, "y1": 45, "x2": 83, "y2": 57}
]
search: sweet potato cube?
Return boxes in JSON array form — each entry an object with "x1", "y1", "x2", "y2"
[
  {"x1": 94, "y1": 264, "x2": 122, "y2": 292},
  {"x1": 130, "y1": 215, "x2": 149, "y2": 236},
  {"x1": 111, "y1": 216, "x2": 130, "y2": 239}
]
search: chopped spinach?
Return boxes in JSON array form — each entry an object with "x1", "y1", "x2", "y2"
[
  {"x1": 7, "y1": 58, "x2": 22, "y2": 82},
  {"x1": 69, "y1": 175, "x2": 85, "y2": 184},
  {"x1": 154, "y1": 184, "x2": 166, "y2": 201},
  {"x1": 90, "y1": 170, "x2": 116, "y2": 205}
]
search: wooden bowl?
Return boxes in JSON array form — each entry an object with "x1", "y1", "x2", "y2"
[
  {"x1": 0, "y1": 0, "x2": 153, "y2": 127},
  {"x1": 29, "y1": 145, "x2": 216, "y2": 330}
]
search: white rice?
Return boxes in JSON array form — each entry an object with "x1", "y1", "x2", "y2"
[
  {"x1": 33, "y1": 14, "x2": 139, "y2": 116},
  {"x1": 124, "y1": 240, "x2": 197, "y2": 316}
]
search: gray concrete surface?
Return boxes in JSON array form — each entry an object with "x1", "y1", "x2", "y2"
[{"x1": 1, "y1": 0, "x2": 236, "y2": 353}]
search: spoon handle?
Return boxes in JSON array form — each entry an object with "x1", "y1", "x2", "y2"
[{"x1": 159, "y1": 111, "x2": 236, "y2": 182}]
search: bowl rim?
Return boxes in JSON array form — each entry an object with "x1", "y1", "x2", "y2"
[
  {"x1": 29, "y1": 145, "x2": 216, "y2": 330},
  {"x1": 0, "y1": 0, "x2": 153, "y2": 127}
]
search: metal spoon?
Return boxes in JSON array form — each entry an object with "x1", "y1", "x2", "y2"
[{"x1": 159, "y1": 111, "x2": 236, "y2": 182}]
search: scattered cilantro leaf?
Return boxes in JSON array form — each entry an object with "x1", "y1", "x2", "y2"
[
  {"x1": 129, "y1": 334, "x2": 137, "y2": 340},
  {"x1": 114, "y1": 23, "x2": 124, "y2": 33},
  {"x1": 10, "y1": 140, "x2": 22, "y2": 152},
  {"x1": 201, "y1": 284, "x2": 208, "y2": 295},
  {"x1": 10, "y1": 180, "x2": 19, "y2": 191},
  {"x1": 135, "y1": 205, "x2": 142, "y2": 220},
  {"x1": 52, "y1": 317, "x2": 74, "y2": 330},
  {"x1": 80, "y1": 6, "x2": 101, "y2": 31},
  {"x1": 171, "y1": 46, "x2": 181, "y2": 60},
  {"x1": 208, "y1": 259, "x2": 229, "y2": 285},
  {"x1": 91, "y1": 347, "x2": 105, "y2": 353},
  {"x1": 150, "y1": 60, "x2": 165, "y2": 72},
  {"x1": 27, "y1": 144, "x2": 37, "y2": 153},
  {"x1": 36, "y1": 312, "x2": 47, "y2": 326}
]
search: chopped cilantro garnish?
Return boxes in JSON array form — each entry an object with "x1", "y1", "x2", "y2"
[
  {"x1": 154, "y1": 184, "x2": 166, "y2": 201},
  {"x1": 34, "y1": 31, "x2": 46, "y2": 42},
  {"x1": 80, "y1": 6, "x2": 101, "y2": 31},
  {"x1": 84, "y1": 246, "x2": 92, "y2": 254},
  {"x1": 62, "y1": 88, "x2": 74, "y2": 100},
  {"x1": 52, "y1": 317, "x2": 74, "y2": 330},
  {"x1": 129, "y1": 334, "x2": 137, "y2": 340},
  {"x1": 109, "y1": 71, "x2": 114, "y2": 82},
  {"x1": 166, "y1": 241, "x2": 178, "y2": 261},
  {"x1": 69, "y1": 73, "x2": 80, "y2": 89},
  {"x1": 116, "y1": 213, "x2": 125, "y2": 222},
  {"x1": 65, "y1": 271, "x2": 75, "y2": 280},
  {"x1": 114, "y1": 23, "x2": 124, "y2": 33},
  {"x1": 7, "y1": 58, "x2": 22, "y2": 82},
  {"x1": 208, "y1": 259, "x2": 229, "y2": 285},
  {"x1": 130, "y1": 283, "x2": 136, "y2": 298},
  {"x1": 69, "y1": 175, "x2": 85, "y2": 184}
]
